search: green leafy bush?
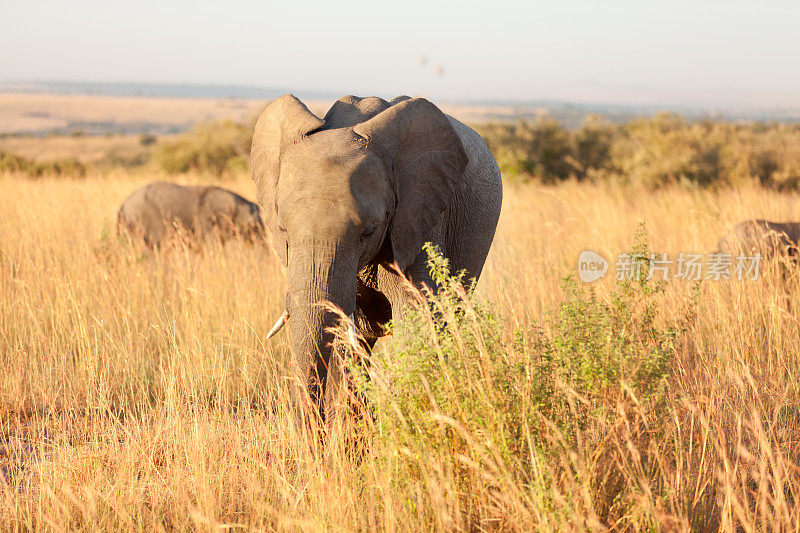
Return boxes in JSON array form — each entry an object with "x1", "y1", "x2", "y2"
[
  {"x1": 154, "y1": 120, "x2": 252, "y2": 178},
  {"x1": 476, "y1": 113, "x2": 800, "y2": 189},
  {"x1": 612, "y1": 114, "x2": 726, "y2": 187},
  {"x1": 572, "y1": 115, "x2": 616, "y2": 179},
  {"x1": 99, "y1": 145, "x2": 151, "y2": 168},
  {"x1": 477, "y1": 118, "x2": 576, "y2": 182},
  {"x1": 138, "y1": 133, "x2": 157, "y2": 146},
  {"x1": 0, "y1": 151, "x2": 31, "y2": 174},
  {"x1": 0, "y1": 151, "x2": 87, "y2": 178},
  {"x1": 360, "y1": 233, "x2": 680, "y2": 524},
  {"x1": 542, "y1": 226, "x2": 674, "y2": 431}
]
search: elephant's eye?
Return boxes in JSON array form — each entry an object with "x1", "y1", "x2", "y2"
[{"x1": 360, "y1": 225, "x2": 377, "y2": 242}]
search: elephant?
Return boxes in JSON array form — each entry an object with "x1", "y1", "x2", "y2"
[
  {"x1": 716, "y1": 219, "x2": 800, "y2": 259},
  {"x1": 117, "y1": 181, "x2": 265, "y2": 248},
  {"x1": 251, "y1": 94, "x2": 503, "y2": 421}
]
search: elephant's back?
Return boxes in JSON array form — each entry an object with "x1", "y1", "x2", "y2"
[
  {"x1": 119, "y1": 182, "x2": 200, "y2": 240},
  {"x1": 148, "y1": 182, "x2": 201, "y2": 227},
  {"x1": 718, "y1": 219, "x2": 794, "y2": 256},
  {"x1": 201, "y1": 185, "x2": 256, "y2": 210}
]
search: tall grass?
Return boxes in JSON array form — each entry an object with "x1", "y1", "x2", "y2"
[{"x1": 1, "y1": 172, "x2": 800, "y2": 530}]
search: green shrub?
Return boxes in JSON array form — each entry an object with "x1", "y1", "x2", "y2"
[
  {"x1": 0, "y1": 151, "x2": 32, "y2": 174},
  {"x1": 573, "y1": 115, "x2": 616, "y2": 179},
  {"x1": 99, "y1": 145, "x2": 151, "y2": 168},
  {"x1": 35, "y1": 157, "x2": 87, "y2": 178},
  {"x1": 527, "y1": 118, "x2": 575, "y2": 182},
  {"x1": 542, "y1": 225, "x2": 675, "y2": 431},
  {"x1": 138, "y1": 133, "x2": 157, "y2": 146},
  {"x1": 359, "y1": 232, "x2": 680, "y2": 523},
  {"x1": 477, "y1": 118, "x2": 575, "y2": 182},
  {"x1": 612, "y1": 114, "x2": 727, "y2": 187},
  {"x1": 154, "y1": 120, "x2": 252, "y2": 178},
  {"x1": 476, "y1": 114, "x2": 800, "y2": 189},
  {"x1": 0, "y1": 151, "x2": 87, "y2": 178}
]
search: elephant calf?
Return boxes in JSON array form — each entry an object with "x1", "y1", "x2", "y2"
[
  {"x1": 716, "y1": 219, "x2": 800, "y2": 259},
  {"x1": 118, "y1": 181, "x2": 264, "y2": 248}
]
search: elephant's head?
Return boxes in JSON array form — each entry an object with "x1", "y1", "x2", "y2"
[
  {"x1": 199, "y1": 188, "x2": 265, "y2": 242},
  {"x1": 235, "y1": 201, "x2": 265, "y2": 242},
  {"x1": 250, "y1": 94, "x2": 467, "y2": 415}
]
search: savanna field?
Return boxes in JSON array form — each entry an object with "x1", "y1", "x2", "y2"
[{"x1": 2, "y1": 116, "x2": 800, "y2": 530}]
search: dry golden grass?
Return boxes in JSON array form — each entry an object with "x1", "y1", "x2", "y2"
[{"x1": 1, "y1": 170, "x2": 800, "y2": 530}]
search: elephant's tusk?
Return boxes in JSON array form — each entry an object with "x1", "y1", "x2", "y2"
[
  {"x1": 266, "y1": 310, "x2": 288, "y2": 340},
  {"x1": 347, "y1": 313, "x2": 359, "y2": 349}
]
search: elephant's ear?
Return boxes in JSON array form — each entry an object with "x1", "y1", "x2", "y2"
[
  {"x1": 353, "y1": 98, "x2": 468, "y2": 271},
  {"x1": 250, "y1": 95, "x2": 323, "y2": 265}
]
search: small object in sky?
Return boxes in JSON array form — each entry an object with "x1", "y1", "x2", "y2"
[
  {"x1": 418, "y1": 55, "x2": 428, "y2": 67},
  {"x1": 433, "y1": 65, "x2": 445, "y2": 77}
]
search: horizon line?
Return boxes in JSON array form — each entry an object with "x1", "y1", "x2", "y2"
[{"x1": 3, "y1": 79, "x2": 800, "y2": 115}]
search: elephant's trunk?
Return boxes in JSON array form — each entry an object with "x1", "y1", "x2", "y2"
[{"x1": 285, "y1": 243, "x2": 357, "y2": 419}]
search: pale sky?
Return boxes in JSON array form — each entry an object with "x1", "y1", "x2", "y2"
[{"x1": 1, "y1": 0, "x2": 799, "y2": 107}]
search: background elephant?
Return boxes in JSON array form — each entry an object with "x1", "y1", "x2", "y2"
[
  {"x1": 118, "y1": 181, "x2": 264, "y2": 248},
  {"x1": 251, "y1": 94, "x2": 503, "y2": 420},
  {"x1": 716, "y1": 219, "x2": 800, "y2": 259}
]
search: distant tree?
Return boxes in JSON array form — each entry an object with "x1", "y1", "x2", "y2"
[
  {"x1": 573, "y1": 115, "x2": 615, "y2": 179},
  {"x1": 155, "y1": 120, "x2": 252, "y2": 178}
]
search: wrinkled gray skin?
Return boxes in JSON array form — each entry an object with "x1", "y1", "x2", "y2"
[
  {"x1": 118, "y1": 181, "x2": 265, "y2": 248},
  {"x1": 251, "y1": 95, "x2": 503, "y2": 421},
  {"x1": 716, "y1": 219, "x2": 800, "y2": 259}
]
